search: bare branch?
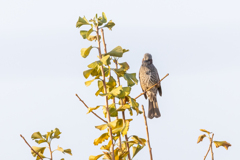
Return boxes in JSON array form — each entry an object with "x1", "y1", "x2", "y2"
[
  {"x1": 210, "y1": 134, "x2": 214, "y2": 160},
  {"x1": 20, "y1": 134, "x2": 43, "y2": 160},
  {"x1": 75, "y1": 94, "x2": 107, "y2": 123},
  {"x1": 204, "y1": 133, "x2": 214, "y2": 160},
  {"x1": 141, "y1": 105, "x2": 153, "y2": 160},
  {"x1": 135, "y1": 73, "x2": 169, "y2": 100}
]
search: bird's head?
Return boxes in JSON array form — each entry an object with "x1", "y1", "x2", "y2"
[{"x1": 142, "y1": 53, "x2": 152, "y2": 65}]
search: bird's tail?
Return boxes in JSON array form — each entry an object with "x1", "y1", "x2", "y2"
[{"x1": 148, "y1": 97, "x2": 161, "y2": 119}]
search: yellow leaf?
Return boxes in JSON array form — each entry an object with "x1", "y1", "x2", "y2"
[
  {"x1": 200, "y1": 129, "x2": 211, "y2": 134},
  {"x1": 89, "y1": 154, "x2": 104, "y2": 160},
  {"x1": 197, "y1": 134, "x2": 206, "y2": 143},
  {"x1": 94, "y1": 133, "x2": 109, "y2": 145},
  {"x1": 87, "y1": 106, "x2": 100, "y2": 114},
  {"x1": 213, "y1": 141, "x2": 231, "y2": 150},
  {"x1": 95, "y1": 124, "x2": 108, "y2": 131},
  {"x1": 100, "y1": 140, "x2": 112, "y2": 150}
]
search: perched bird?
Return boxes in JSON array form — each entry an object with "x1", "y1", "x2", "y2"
[{"x1": 139, "y1": 53, "x2": 162, "y2": 119}]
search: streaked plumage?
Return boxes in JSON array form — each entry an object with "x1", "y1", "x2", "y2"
[{"x1": 139, "y1": 53, "x2": 162, "y2": 119}]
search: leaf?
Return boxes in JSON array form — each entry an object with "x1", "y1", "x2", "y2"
[
  {"x1": 85, "y1": 79, "x2": 95, "y2": 87},
  {"x1": 117, "y1": 87, "x2": 131, "y2": 99},
  {"x1": 94, "y1": 132, "x2": 109, "y2": 145},
  {"x1": 87, "y1": 106, "x2": 100, "y2": 114},
  {"x1": 88, "y1": 61, "x2": 103, "y2": 69},
  {"x1": 213, "y1": 141, "x2": 231, "y2": 150},
  {"x1": 132, "y1": 144, "x2": 144, "y2": 158},
  {"x1": 106, "y1": 76, "x2": 117, "y2": 89},
  {"x1": 31, "y1": 146, "x2": 46, "y2": 158},
  {"x1": 83, "y1": 69, "x2": 94, "y2": 79},
  {"x1": 123, "y1": 73, "x2": 138, "y2": 87},
  {"x1": 60, "y1": 159, "x2": 64, "y2": 160},
  {"x1": 96, "y1": 80, "x2": 104, "y2": 96},
  {"x1": 87, "y1": 35, "x2": 101, "y2": 42},
  {"x1": 64, "y1": 149, "x2": 72, "y2": 155},
  {"x1": 106, "y1": 46, "x2": 124, "y2": 57},
  {"x1": 200, "y1": 129, "x2": 211, "y2": 134},
  {"x1": 129, "y1": 97, "x2": 140, "y2": 115},
  {"x1": 89, "y1": 154, "x2": 104, "y2": 160},
  {"x1": 131, "y1": 135, "x2": 145, "y2": 145},
  {"x1": 35, "y1": 139, "x2": 47, "y2": 144},
  {"x1": 197, "y1": 134, "x2": 206, "y2": 143},
  {"x1": 80, "y1": 28, "x2": 93, "y2": 39},
  {"x1": 101, "y1": 54, "x2": 111, "y2": 65},
  {"x1": 31, "y1": 132, "x2": 43, "y2": 140},
  {"x1": 95, "y1": 124, "x2": 108, "y2": 131},
  {"x1": 100, "y1": 140, "x2": 112, "y2": 150},
  {"x1": 56, "y1": 146, "x2": 64, "y2": 152},
  {"x1": 118, "y1": 62, "x2": 129, "y2": 71},
  {"x1": 109, "y1": 103, "x2": 118, "y2": 117},
  {"x1": 76, "y1": 16, "x2": 89, "y2": 28},
  {"x1": 52, "y1": 128, "x2": 61, "y2": 139},
  {"x1": 81, "y1": 46, "x2": 93, "y2": 58},
  {"x1": 112, "y1": 68, "x2": 126, "y2": 77},
  {"x1": 117, "y1": 104, "x2": 131, "y2": 111},
  {"x1": 103, "y1": 151, "x2": 111, "y2": 159},
  {"x1": 121, "y1": 120, "x2": 130, "y2": 136},
  {"x1": 108, "y1": 119, "x2": 123, "y2": 129},
  {"x1": 101, "y1": 12, "x2": 107, "y2": 23},
  {"x1": 103, "y1": 20, "x2": 115, "y2": 30}
]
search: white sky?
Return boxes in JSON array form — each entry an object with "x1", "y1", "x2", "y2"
[{"x1": 1, "y1": 0, "x2": 240, "y2": 159}]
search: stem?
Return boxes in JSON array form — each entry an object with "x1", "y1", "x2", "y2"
[
  {"x1": 96, "y1": 26, "x2": 115, "y2": 160},
  {"x1": 75, "y1": 94, "x2": 107, "y2": 123},
  {"x1": 101, "y1": 28, "x2": 122, "y2": 151},
  {"x1": 20, "y1": 134, "x2": 43, "y2": 160},
  {"x1": 203, "y1": 134, "x2": 214, "y2": 160},
  {"x1": 210, "y1": 134, "x2": 214, "y2": 160},
  {"x1": 48, "y1": 142, "x2": 53, "y2": 160},
  {"x1": 141, "y1": 105, "x2": 153, "y2": 160},
  {"x1": 135, "y1": 73, "x2": 169, "y2": 100},
  {"x1": 113, "y1": 59, "x2": 131, "y2": 160}
]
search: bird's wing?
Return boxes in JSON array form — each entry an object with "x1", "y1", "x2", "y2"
[
  {"x1": 152, "y1": 65, "x2": 162, "y2": 96},
  {"x1": 139, "y1": 65, "x2": 147, "y2": 99}
]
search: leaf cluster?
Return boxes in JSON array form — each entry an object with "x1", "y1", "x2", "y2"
[{"x1": 30, "y1": 128, "x2": 72, "y2": 160}]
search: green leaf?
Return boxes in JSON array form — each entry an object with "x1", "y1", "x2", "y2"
[
  {"x1": 52, "y1": 128, "x2": 61, "y2": 139},
  {"x1": 197, "y1": 134, "x2": 206, "y2": 143},
  {"x1": 76, "y1": 16, "x2": 89, "y2": 28},
  {"x1": 100, "y1": 140, "x2": 112, "y2": 150},
  {"x1": 117, "y1": 104, "x2": 131, "y2": 111},
  {"x1": 80, "y1": 28, "x2": 93, "y2": 39},
  {"x1": 132, "y1": 144, "x2": 144, "y2": 158},
  {"x1": 89, "y1": 154, "x2": 104, "y2": 160},
  {"x1": 118, "y1": 62, "x2": 129, "y2": 71},
  {"x1": 87, "y1": 106, "x2": 100, "y2": 114},
  {"x1": 112, "y1": 68, "x2": 126, "y2": 77},
  {"x1": 117, "y1": 87, "x2": 131, "y2": 99},
  {"x1": 101, "y1": 54, "x2": 111, "y2": 65},
  {"x1": 31, "y1": 132, "x2": 43, "y2": 140},
  {"x1": 101, "y1": 12, "x2": 107, "y2": 23},
  {"x1": 81, "y1": 46, "x2": 93, "y2": 58},
  {"x1": 200, "y1": 129, "x2": 211, "y2": 135},
  {"x1": 94, "y1": 132, "x2": 109, "y2": 145},
  {"x1": 106, "y1": 76, "x2": 117, "y2": 90},
  {"x1": 109, "y1": 103, "x2": 118, "y2": 117},
  {"x1": 88, "y1": 61, "x2": 103, "y2": 69},
  {"x1": 213, "y1": 141, "x2": 232, "y2": 150},
  {"x1": 106, "y1": 46, "x2": 124, "y2": 57},
  {"x1": 103, "y1": 20, "x2": 115, "y2": 30},
  {"x1": 31, "y1": 146, "x2": 46, "y2": 158},
  {"x1": 129, "y1": 97, "x2": 140, "y2": 115},
  {"x1": 95, "y1": 124, "x2": 108, "y2": 131},
  {"x1": 123, "y1": 73, "x2": 138, "y2": 87}
]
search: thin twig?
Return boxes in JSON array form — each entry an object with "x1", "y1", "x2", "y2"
[
  {"x1": 96, "y1": 26, "x2": 115, "y2": 160},
  {"x1": 210, "y1": 134, "x2": 214, "y2": 160},
  {"x1": 203, "y1": 133, "x2": 214, "y2": 160},
  {"x1": 113, "y1": 59, "x2": 131, "y2": 160},
  {"x1": 48, "y1": 143, "x2": 53, "y2": 160},
  {"x1": 141, "y1": 105, "x2": 153, "y2": 160},
  {"x1": 135, "y1": 73, "x2": 169, "y2": 100},
  {"x1": 20, "y1": 134, "x2": 43, "y2": 160},
  {"x1": 75, "y1": 94, "x2": 107, "y2": 123}
]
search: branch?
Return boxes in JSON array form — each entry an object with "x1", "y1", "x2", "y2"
[
  {"x1": 20, "y1": 134, "x2": 43, "y2": 160},
  {"x1": 75, "y1": 94, "x2": 108, "y2": 123},
  {"x1": 135, "y1": 73, "x2": 169, "y2": 100},
  {"x1": 96, "y1": 26, "x2": 115, "y2": 160},
  {"x1": 141, "y1": 105, "x2": 153, "y2": 160}
]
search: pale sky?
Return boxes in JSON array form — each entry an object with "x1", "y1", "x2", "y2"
[{"x1": 1, "y1": 0, "x2": 240, "y2": 160}]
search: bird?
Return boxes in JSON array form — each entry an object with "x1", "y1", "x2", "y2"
[{"x1": 139, "y1": 53, "x2": 162, "y2": 119}]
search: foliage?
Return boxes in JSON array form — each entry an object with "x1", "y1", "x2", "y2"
[
  {"x1": 76, "y1": 12, "x2": 145, "y2": 160},
  {"x1": 30, "y1": 128, "x2": 72, "y2": 160}
]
